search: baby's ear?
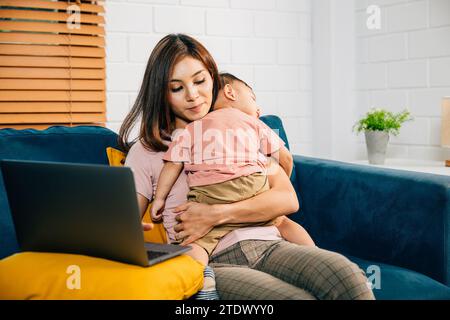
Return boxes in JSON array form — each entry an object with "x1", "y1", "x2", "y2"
[{"x1": 223, "y1": 83, "x2": 237, "y2": 101}]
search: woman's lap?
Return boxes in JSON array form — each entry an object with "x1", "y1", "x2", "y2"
[
  {"x1": 212, "y1": 265, "x2": 316, "y2": 300},
  {"x1": 210, "y1": 240, "x2": 375, "y2": 300}
]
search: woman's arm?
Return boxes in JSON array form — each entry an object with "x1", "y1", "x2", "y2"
[
  {"x1": 216, "y1": 159, "x2": 299, "y2": 223},
  {"x1": 174, "y1": 160, "x2": 299, "y2": 245},
  {"x1": 276, "y1": 145, "x2": 293, "y2": 178}
]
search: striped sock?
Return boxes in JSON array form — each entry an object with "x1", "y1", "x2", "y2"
[{"x1": 194, "y1": 265, "x2": 220, "y2": 300}]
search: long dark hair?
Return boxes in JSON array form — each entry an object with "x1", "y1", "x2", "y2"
[{"x1": 118, "y1": 34, "x2": 221, "y2": 153}]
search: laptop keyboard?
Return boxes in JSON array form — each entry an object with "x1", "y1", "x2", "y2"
[{"x1": 147, "y1": 250, "x2": 168, "y2": 260}]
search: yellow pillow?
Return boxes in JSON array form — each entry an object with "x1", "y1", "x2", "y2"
[
  {"x1": 106, "y1": 146, "x2": 127, "y2": 167},
  {"x1": 0, "y1": 252, "x2": 203, "y2": 300},
  {"x1": 106, "y1": 147, "x2": 167, "y2": 244}
]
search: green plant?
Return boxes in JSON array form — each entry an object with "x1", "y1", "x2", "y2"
[{"x1": 353, "y1": 108, "x2": 413, "y2": 136}]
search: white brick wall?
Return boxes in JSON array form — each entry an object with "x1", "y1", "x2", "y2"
[
  {"x1": 105, "y1": 0, "x2": 449, "y2": 161},
  {"x1": 355, "y1": 0, "x2": 450, "y2": 161},
  {"x1": 105, "y1": 0, "x2": 313, "y2": 156}
]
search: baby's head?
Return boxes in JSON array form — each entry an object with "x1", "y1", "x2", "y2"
[{"x1": 213, "y1": 73, "x2": 261, "y2": 118}]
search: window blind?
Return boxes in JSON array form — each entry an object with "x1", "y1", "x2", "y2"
[{"x1": 0, "y1": 0, "x2": 106, "y2": 130}]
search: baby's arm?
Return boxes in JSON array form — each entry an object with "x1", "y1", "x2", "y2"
[
  {"x1": 269, "y1": 145, "x2": 293, "y2": 178},
  {"x1": 275, "y1": 216, "x2": 316, "y2": 247},
  {"x1": 151, "y1": 161, "x2": 184, "y2": 222}
]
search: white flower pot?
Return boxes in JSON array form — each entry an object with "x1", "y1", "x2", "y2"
[{"x1": 365, "y1": 130, "x2": 389, "y2": 165}]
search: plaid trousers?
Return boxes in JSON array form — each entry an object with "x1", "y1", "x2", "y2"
[{"x1": 209, "y1": 240, "x2": 375, "y2": 300}]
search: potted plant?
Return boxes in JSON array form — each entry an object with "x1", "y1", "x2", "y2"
[{"x1": 353, "y1": 108, "x2": 413, "y2": 165}]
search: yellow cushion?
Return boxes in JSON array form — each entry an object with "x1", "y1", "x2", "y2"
[
  {"x1": 106, "y1": 146, "x2": 127, "y2": 167},
  {"x1": 106, "y1": 147, "x2": 167, "y2": 244},
  {"x1": 0, "y1": 252, "x2": 203, "y2": 300}
]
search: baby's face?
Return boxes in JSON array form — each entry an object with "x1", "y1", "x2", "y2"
[{"x1": 231, "y1": 81, "x2": 261, "y2": 118}]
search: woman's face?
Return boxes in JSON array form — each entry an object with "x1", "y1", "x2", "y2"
[{"x1": 167, "y1": 56, "x2": 214, "y2": 128}]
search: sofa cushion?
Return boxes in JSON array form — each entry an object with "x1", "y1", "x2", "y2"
[
  {"x1": 0, "y1": 126, "x2": 120, "y2": 259},
  {"x1": 347, "y1": 255, "x2": 450, "y2": 300},
  {"x1": 293, "y1": 155, "x2": 450, "y2": 287},
  {"x1": 0, "y1": 252, "x2": 203, "y2": 300}
]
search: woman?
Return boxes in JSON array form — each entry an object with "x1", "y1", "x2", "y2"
[{"x1": 119, "y1": 34, "x2": 375, "y2": 300}]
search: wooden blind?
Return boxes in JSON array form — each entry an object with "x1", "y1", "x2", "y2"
[{"x1": 0, "y1": 0, "x2": 106, "y2": 130}]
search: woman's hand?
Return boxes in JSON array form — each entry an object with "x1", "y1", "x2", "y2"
[{"x1": 173, "y1": 201, "x2": 221, "y2": 245}]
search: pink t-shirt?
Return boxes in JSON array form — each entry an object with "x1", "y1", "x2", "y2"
[
  {"x1": 163, "y1": 108, "x2": 285, "y2": 187},
  {"x1": 125, "y1": 139, "x2": 282, "y2": 256}
]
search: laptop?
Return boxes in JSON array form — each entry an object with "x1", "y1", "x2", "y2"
[{"x1": 0, "y1": 159, "x2": 191, "y2": 267}]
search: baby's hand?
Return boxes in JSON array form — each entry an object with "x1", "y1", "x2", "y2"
[{"x1": 150, "y1": 198, "x2": 165, "y2": 222}]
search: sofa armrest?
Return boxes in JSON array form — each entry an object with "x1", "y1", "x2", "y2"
[{"x1": 291, "y1": 155, "x2": 450, "y2": 286}]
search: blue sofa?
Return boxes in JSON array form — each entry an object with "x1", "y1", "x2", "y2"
[{"x1": 1, "y1": 116, "x2": 449, "y2": 300}]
